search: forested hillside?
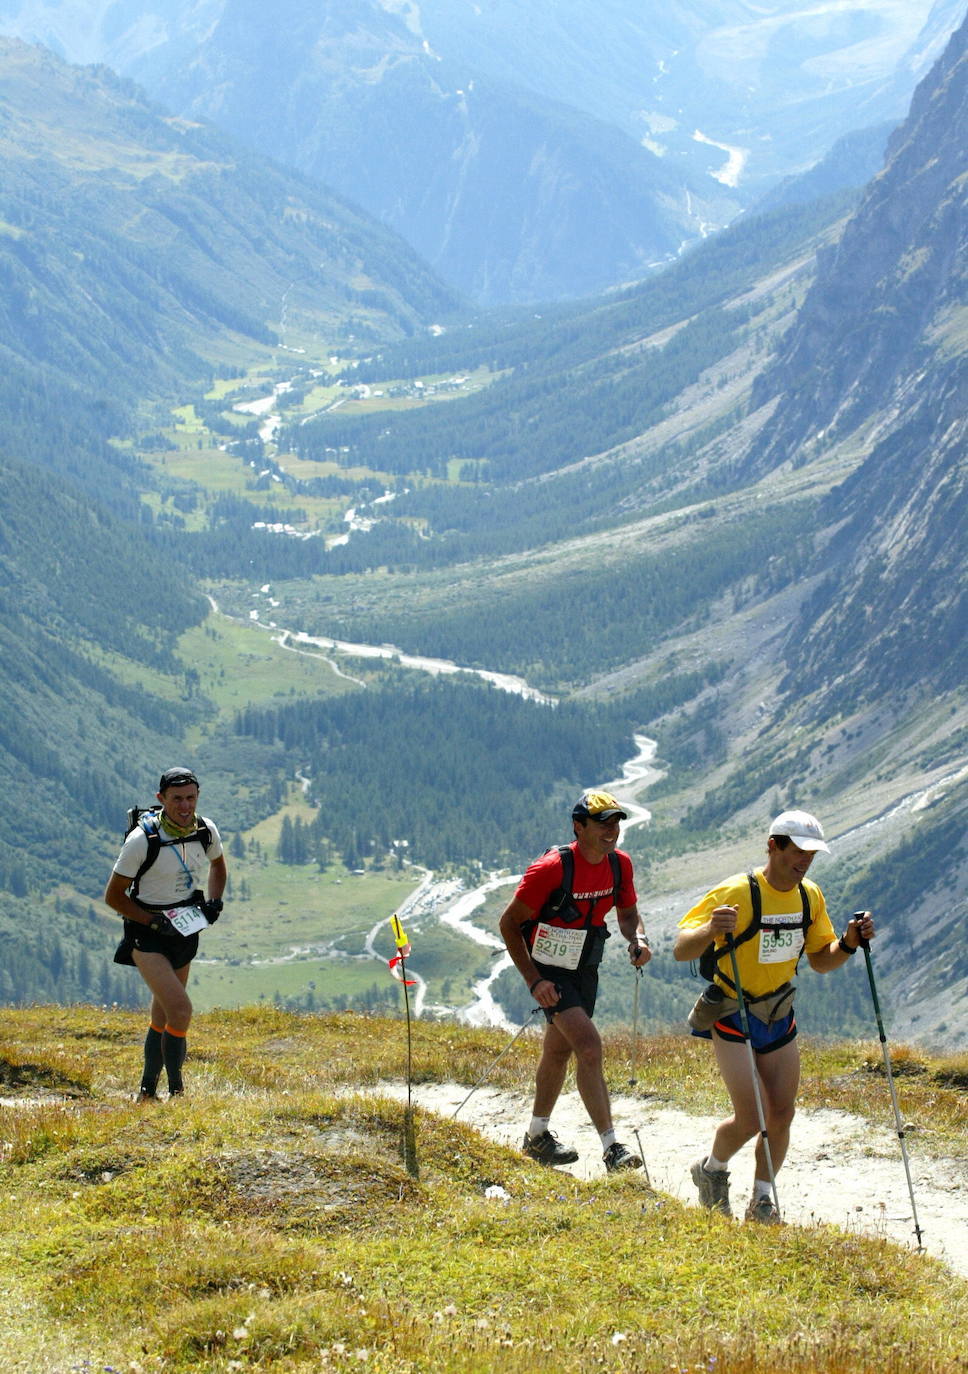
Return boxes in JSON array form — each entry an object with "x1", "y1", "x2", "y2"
[
  {"x1": 0, "y1": 36, "x2": 460, "y2": 406},
  {"x1": 0, "y1": 36, "x2": 461, "y2": 1004}
]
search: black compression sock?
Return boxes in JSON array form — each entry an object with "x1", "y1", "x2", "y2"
[
  {"x1": 162, "y1": 1027, "x2": 187, "y2": 1094},
  {"x1": 140, "y1": 1023, "x2": 165, "y2": 1095}
]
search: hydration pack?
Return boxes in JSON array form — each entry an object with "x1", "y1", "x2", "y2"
[
  {"x1": 698, "y1": 869, "x2": 811, "y2": 989},
  {"x1": 124, "y1": 806, "x2": 213, "y2": 899},
  {"x1": 521, "y1": 844, "x2": 623, "y2": 962}
]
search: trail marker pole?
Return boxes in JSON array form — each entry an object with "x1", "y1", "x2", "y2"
[{"x1": 389, "y1": 913, "x2": 419, "y2": 1178}]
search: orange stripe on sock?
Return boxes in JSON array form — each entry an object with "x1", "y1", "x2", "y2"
[
  {"x1": 150, "y1": 1023, "x2": 165, "y2": 1034},
  {"x1": 164, "y1": 1025, "x2": 188, "y2": 1037}
]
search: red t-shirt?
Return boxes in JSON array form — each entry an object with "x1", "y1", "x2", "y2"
[{"x1": 514, "y1": 841, "x2": 636, "y2": 928}]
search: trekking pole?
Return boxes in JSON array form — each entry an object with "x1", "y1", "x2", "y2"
[
  {"x1": 726, "y1": 934, "x2": 781, "y2": 1218},
  {"x1": 451, "y1": 1007, "x2": 543, "y2": 1119},
  {"x1": 854, "y1": 912, "x2": 925, "y2": 1250},
  {"x1": 629, "y1": 965, "x2": 643, "y2": 1086}
]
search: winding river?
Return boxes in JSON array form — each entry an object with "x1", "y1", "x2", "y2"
[
  {"x1": 209, "y1": 594, "x2": 661, "y2": 1026},
  {"x1": 364, "y1": 734, "x2": 663, "y2": 1028}
]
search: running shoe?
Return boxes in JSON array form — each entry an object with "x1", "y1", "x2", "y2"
[
  {"x1": 745, "y1": 1194, "x2": 781, "y2": 1224},
  {"x1": 522, "y1": 1130, "x2": 579, "y2": 1165},
  {"x1": 603, "y1": 1141, "x2": 642, "y2": 1172},
  {"x1": 691, "y1": 1157, "x2": 732, "y2": 1216}
]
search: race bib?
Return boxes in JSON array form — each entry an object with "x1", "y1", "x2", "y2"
[
  {"x1": 163, "y1": 906, "x2": 208, "y2": 937},
  {"x1": 532, "y1": 923, "x2": 588, "y2": 970},
  {"x1": 758, "y1": 912, "x2": 803, "y2": 965}
]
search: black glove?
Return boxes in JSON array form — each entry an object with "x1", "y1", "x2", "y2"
[{"x1": 200, "y1": 897, "x2": 223, "y2": 924}]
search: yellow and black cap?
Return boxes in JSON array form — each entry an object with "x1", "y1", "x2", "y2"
[{"x1": 572, "y1": 789, "x2": 627, "y2": 822}]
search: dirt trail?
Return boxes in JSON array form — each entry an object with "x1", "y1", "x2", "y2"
[{"x1": 378, "y1": 1080, "x2": 968, "y2": 1278}]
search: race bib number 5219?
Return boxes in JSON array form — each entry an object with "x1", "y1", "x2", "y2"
[{"x1": 532, "y1": 923, "x2": 587, "y2": 970}]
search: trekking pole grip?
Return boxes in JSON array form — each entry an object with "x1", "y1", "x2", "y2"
[{"x1": 853, "y1": 910, "x2": 871, "y2": 952}]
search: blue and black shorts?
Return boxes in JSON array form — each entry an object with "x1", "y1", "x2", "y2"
[{"x1": 692, "y1": 1009, "x2": 797, "y2": 1054}]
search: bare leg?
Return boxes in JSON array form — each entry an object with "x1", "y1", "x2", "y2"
[
  {"x1": 133, "y1": 952, "x2": 192, "y2": 1031},
  {"x1": 710, "y1": 1034, "x2": 799, "y2": 1178},
  {"x1": 132, "y1": 954, "x2": 193, "y2": 1094},
  {"x1": 532, "y1": 1018, "x2": 572, "y2": 1118},
  {"x1": 750, "y1": 1039, "x2": 799, "y2": 1180},
  {"x1": 541, "y1": 1006, "x2": 612, "y2": 1135}
]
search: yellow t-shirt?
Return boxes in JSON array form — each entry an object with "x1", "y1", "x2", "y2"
[{"x1": 678, "y1": 867, "x2": 835, "y2": 998}]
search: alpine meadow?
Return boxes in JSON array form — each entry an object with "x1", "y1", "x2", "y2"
[{"x1": 0, "y1": 2, "x2": 966, "y2": 1372}]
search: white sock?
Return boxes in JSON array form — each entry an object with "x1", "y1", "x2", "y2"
[
  {"x1": 705, "y1": 1154, "x2": 728, "y2": 1173},
  {"x1": 753, "y1": 1178, "x2": 772, "y2": 1200},
  {"x1": 529, "y1": 1116, "x2": 551, "y2": 1139},
  {"x1": 599, "y1": 1128, "x2": 617, "y2": 1152}
]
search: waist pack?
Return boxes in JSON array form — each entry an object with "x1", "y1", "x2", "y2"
[{"x1": 688, "y1": 980, "x2": 796, "y2": 1032}]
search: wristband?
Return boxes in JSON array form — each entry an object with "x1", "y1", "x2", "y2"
[
  {"x1": 838, "y1": 935, "x2": 857, "y2": 955},
  {"x1": 529, "y1": 977, "x2": 546, "y2": 993}
]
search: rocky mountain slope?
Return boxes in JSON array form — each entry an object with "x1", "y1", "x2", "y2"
[{"x1": 1, "y1": 1, "x2": 963, "y2": 304}]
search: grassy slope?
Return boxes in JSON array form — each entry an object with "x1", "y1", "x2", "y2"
[{"x1": 0, "y1": 1006, "x2": 965, "y2": 1373}]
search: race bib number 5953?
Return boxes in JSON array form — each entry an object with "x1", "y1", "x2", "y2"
[{"x1": 758, "y1": 912, "x2": 803, "y2": 965}]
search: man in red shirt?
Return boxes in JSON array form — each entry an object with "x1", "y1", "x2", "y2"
[{"x1": 499, "y1": 790, "x2": 652, "y2": 1172}]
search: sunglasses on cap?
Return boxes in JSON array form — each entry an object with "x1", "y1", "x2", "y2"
[{"x1": 159, "y1": 768, "x2": 199, "y2": 790}]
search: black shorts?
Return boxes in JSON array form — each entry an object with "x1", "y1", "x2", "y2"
[
  {"x1": 114, "y1": 919, "x2": 198, "y2": 971},
  {"x1": 534, "y1": 961, "x2": 598, "y2": 1022}
]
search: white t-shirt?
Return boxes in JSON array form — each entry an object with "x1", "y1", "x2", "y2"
[{"x1": 114, "y1": 817, "x2": 224, "y2": 909}]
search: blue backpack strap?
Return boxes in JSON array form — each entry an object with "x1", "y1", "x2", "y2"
[
  {"x1": 128, "y1": 812, "x2": 212, "y2": 898},
  {"x1": 130, "y1": 812, "x2": 162, "y2": 898}
]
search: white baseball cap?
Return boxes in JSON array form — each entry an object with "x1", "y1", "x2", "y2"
[{"x1": 769, "y1": 809, "x2": 830, "y2": 853}]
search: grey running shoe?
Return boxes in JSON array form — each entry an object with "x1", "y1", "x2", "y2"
[
  {"x1": 691, "y1": 1157, "x2": 732, "y2": 1216},
  {"x1": 523, "y1": 1130, "x2": 579, "y2": 1165},
  {"x1": 745, "y1": 1194, "x2": 781, "y2": 1224},
  {"x1": 603, "y1": 1141, "x2": 642, "y2": 1173}
]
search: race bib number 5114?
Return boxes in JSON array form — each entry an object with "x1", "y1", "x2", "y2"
[{"x1": 164, "y1": 906, "x2": 208, "y2": 937}]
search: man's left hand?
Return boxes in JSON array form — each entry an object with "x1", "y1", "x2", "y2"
[
  {"x1": 847, "y1": 911, "x2": 874, "y2": 947},
  {"x1": 629, "y1": 941, "x2": 652, "y2": 968}
]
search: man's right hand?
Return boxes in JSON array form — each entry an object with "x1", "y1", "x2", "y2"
[
  {"x1": 709, "y1": 904, "x2": 739, "y2": 935},
  {"x1": 200, "y1": 898, "x2": 223, "y2": 924},
  {"x1": 530, "y1": 977, "x2": 561, "y2": 1009}
]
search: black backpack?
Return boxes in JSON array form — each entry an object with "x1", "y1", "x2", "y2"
[
  {"x1": 124, "y1": 806, "x2": 213, "y2": 899},
  {"x1": 522, "y1": 844, "x2": 623, "y2": 956},
  {"x1": 698, "y1": 870, "x2": 811, "y2": 989}
]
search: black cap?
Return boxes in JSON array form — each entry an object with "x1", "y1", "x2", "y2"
[{"x1": 158, "y1": 767, "x2": 199, "y2": 791}]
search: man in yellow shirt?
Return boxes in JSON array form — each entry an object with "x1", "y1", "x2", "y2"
[{"x1": 674, "y1": 810, "x2": 874, "y2": 1222}]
